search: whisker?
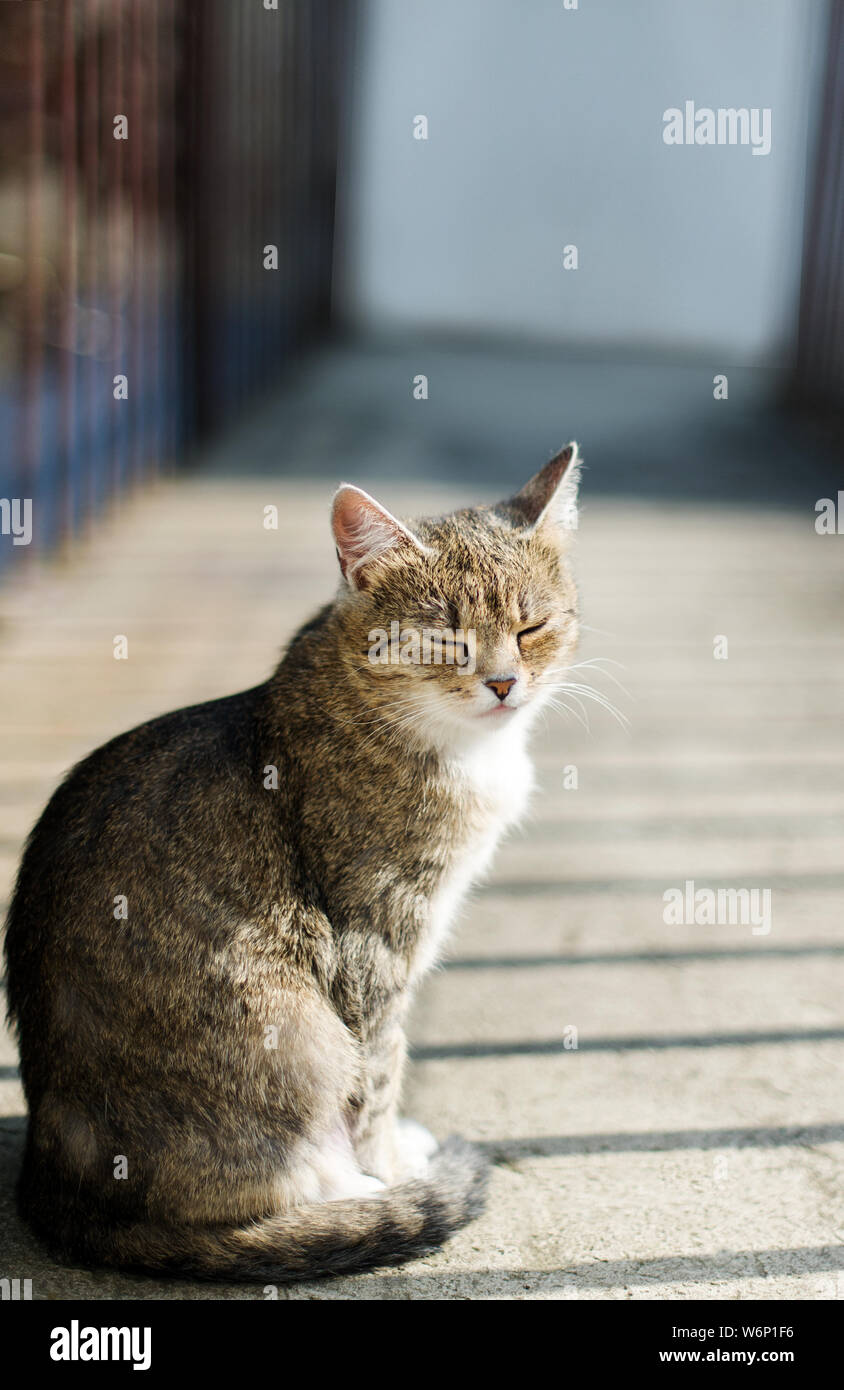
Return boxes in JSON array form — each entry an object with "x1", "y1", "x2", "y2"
[
  {"x1": 550, "y1": 681, "x2": 630, "y2": 730},
  {"x1": 544, "y1": 693, "x2": 591, "y2": 732}
]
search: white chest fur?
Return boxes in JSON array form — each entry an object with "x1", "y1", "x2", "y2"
[{"x1": 413, "y1": 726, "x2": 534, "y2": 979}]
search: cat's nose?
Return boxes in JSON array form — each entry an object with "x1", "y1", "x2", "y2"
[{"x1": 485, "y1": 675, "x2": 517, "y2": 702}]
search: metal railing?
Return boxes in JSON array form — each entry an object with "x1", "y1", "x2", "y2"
[{"x1": 0, "y1": 0, "x2": 349, "y2": 569}]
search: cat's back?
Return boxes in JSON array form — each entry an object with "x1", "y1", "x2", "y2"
[
  {"x1": 14, "y1": 685, "x2": 266, "y2": 867},
  {"x1": 4, "y1": 685, "x2": 279, "y2": 1018}
]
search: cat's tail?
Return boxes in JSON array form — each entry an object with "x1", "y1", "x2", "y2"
[{"x1": 61, "y1": 1138, "x2": 488, "y2": 1283}]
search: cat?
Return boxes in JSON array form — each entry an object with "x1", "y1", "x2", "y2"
[{"x1": 4, "y1": 443, "x2": 581, "y2": 1282}]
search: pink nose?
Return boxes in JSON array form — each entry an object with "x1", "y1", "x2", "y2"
[{"x1": 485, "y1": 675, "x2": 517, "y2": 702}]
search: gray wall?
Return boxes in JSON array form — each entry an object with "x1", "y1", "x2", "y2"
[{"x1": 337, "y1": 0, "x2": 828, "y2": 364}]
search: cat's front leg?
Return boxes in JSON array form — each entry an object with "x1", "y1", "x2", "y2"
[
  {"x1": 352, "y1": 1011, "x2": 439, "y2": 1183},
  {"x1": 352, "y1": 1015, "x2": 405, "y2": 1183},
  {"x1": 352, "y1": 1019, "x2": 439, "y2": 1182}
]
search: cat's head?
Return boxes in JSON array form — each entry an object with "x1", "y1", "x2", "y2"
[{"x1": 330, "y1": 445, "x2": 581, "y2": 751}]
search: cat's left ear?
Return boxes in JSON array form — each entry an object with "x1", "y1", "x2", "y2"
[
  {"x1": 331, "y1": 484, "x2": 430, "y2": 590},
  {"x1": 506, "y1": 442, "x2": 581, "y2": 534}
]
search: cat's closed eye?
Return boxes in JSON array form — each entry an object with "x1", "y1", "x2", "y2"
[
  {"x1": 517, "y1": 620, "x2": 548, "y2": 646},
  {"x1": 440, "y1": 635, "x2": 472, "y2": 667}
]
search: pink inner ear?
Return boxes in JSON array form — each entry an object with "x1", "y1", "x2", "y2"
[
  {"x1": 332, "y1": 492, "x2": 366, "y2": 577},
  {"x1": 331, "y1": 486, "x2": 410, "y2": 586}
]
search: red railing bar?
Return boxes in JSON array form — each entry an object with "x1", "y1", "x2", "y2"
[
  {"x1": 83, "y1": 0, "x2": 101, "y2": 526},
  {"x1": 129, "y1": 0, "x2": 144, "y2": 487},
  {"x1": 108, "y1": 2, "x2": 124, "y2": 505},
  {"x1": 22, "y1": 0, "x2": 45, "y2": 528},
  {"x1": 59, "y1": 0, "x2": 79, "y2": 546}
]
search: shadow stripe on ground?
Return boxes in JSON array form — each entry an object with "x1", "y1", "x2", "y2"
[
  {"x1": 413, "y1": 1027, "x2": 844, "y2": 1059},
  {"x1": 329, "y1": 1246, "x2": 844, "y2": 1295},
  {"x1": 445, "y1": 944, "x2": 844, "y2": 968},
  {"x1": 481, "y1": 874, "x2": 844, "y2": 896},
  {"x1": 479, "y1": 1122, "x2": 844, "y2": 1157}
]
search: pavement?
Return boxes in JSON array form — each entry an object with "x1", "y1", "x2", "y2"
[{"x1": 1, "y1": 468, "x2": 843, "y2": 1300}]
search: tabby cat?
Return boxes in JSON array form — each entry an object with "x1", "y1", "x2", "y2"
[{"x1": 4, "y1": 444, "x2": 581, "y2": 1281}]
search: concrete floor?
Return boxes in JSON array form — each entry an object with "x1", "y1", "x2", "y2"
[{"x1": 1, "y1": 464, "x2": 843, "y2": 1300}]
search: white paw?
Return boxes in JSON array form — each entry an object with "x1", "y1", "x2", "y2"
[
  {"x1": 396, "y1": 1118, "x2": 438, "y2": 1176},
  {"x1": 323, "y1": 1169, "x2": 386, "y2": 1202},
  {"x1": 351, "y1": 1172, "x2": 387, "y2": 1198}
]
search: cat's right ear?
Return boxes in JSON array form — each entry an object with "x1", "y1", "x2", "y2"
[
  {"x1": 331, "y1": 484, "x2": 429, "y2": 591},
  {"x1": 506, "y1": 442, "x2": 581, "y2": 534}
]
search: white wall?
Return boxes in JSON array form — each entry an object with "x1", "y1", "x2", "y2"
[{"x1": 336, "y1": 0, "x2": 828, "y2": 364}]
